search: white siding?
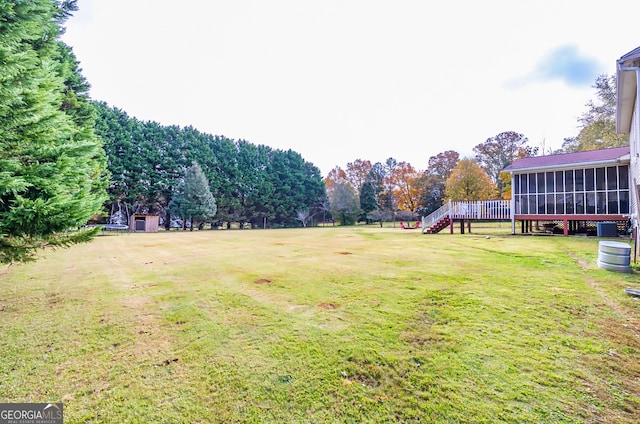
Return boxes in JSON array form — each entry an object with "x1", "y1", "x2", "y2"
[
  {"x1": 631, "y1": 94, "x2": 640, "y2": 221},
  {"x1": 629, "y1": 84, "x2": 640, "y2": 265}
]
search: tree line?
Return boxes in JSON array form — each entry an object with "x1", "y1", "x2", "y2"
[
  {"x1": 323, "y1": 131, "x2": 528, "y2": 225},
  {"x1": 94, "y1": 102, "x2": 325, "y2": 229}
]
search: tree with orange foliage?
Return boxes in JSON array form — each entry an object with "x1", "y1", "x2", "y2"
[
  {"x1": 389, "y1": 162, "x2": 422, "y2": 213},
  {"x1": 445, "y1": 159, "x2": 498, "y2": 201},
  {"x1": 324, "y1": 166, "x2": 348, "y2": 196},
  {"x1": 345, "y1": 159, "x2": 373, "y2": 194}
]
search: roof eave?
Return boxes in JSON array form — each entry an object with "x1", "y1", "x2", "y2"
[
  {"x1": 506, "y1": 155, "x2": 631, "y2": 174},
  {"x1": 616, "y1": 55, "x2": 640, "y2": 134}
]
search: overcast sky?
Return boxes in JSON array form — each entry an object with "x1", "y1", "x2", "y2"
[{"x1": 62, "y1": 1, "x2": 640, "y2": 176}]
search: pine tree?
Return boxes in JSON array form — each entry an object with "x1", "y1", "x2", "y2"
[
  {"x1": 0, "y1": 0, "x2": 108, "y2": 263},
  {"x1": 168, "y1": 162, "x2": 217, "y2": 230},
  {"x1": 359, "y1": 178, "x2": 379, "y2": 221}
]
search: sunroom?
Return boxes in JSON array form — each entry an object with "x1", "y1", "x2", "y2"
[{"x1": 504, "y1": 146, "x2": 631, "y2": 236}]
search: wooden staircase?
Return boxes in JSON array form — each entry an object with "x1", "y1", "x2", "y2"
[
  {"x1": 423, "y1": 216, "x2": 450, "y2": 234},
  {"x1": 421, "y1": 200, "x2": 511, "y2": 234}
]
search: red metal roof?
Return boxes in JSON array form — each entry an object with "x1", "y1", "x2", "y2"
[{"x1": 504, "y1": 146, "x2": 630, "y2": 172}]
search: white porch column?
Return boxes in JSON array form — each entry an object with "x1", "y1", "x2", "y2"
[{"x1": 510, "y1": 172, "x2": 516, "y2": 234}]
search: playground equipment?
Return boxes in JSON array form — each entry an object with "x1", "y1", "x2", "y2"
[
  {"x1": 400, "y1": 221, "x2": 421, "y2": 230},
  {"x1": 103, "y1": 201, "x2": 130, "y2": 232}
]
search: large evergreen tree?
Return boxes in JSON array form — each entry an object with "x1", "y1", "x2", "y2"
[
  {"x1": 0, "y1": 0, "x2": 108, "y2": 263},
  {"x1": 235, "y1": 140, "x2": 274, "y2": 228},
  {"x1": 359, "y1": 177, "x2": 379, "y2": 221},
  {"x1": 168, "y1": 162, "x2": 217, "y2": 230},
  {"x1": 366, "y1": 162, "x2": 387, "y2": 212},
  {"x1": 267, "y1": 149, "x2": 325, "y2": 227}
]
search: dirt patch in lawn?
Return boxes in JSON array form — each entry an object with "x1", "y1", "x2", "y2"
[{"x1": 317, "y1": 302, "x2": 339, "y2": 310}]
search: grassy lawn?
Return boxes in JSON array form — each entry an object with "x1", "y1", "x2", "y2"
[{"x1": 1, "y1": 226, "x2": 640, "y2": 423}]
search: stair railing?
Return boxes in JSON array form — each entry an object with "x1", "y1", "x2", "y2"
[
  {"x1": 421, "y1": 200, "x2": 511, "y2": 232},
  {"x1": 422, "y1": 201, "x2": 452, "y2": 230}
]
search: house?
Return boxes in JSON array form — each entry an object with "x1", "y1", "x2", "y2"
[
  {"x1": 616, "y1": 45, "x2": 640, "y2": 239},
  {"x1": 504, "y1": 146, "x2": 631, "y2": 236}
]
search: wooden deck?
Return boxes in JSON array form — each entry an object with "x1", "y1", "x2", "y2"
[
  {"x1": 422, "y1": 201, "x2": 629, "y2": 236},
  {"x1": 421, "y1": 200, "x2": 510, "y2": 234}
]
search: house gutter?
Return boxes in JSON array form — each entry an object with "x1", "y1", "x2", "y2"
[
  {"x1": 503, "y1": 156, "x2": 630, "y2": 174},
  {"x1": 617, "y1": 64, "x2": 640, "y2": 73},
  {"x1": 616, "y1": 62, "x2": 640, "y2": 134},
  {"x1": 617, "y1": 62, "x2": 640, "y2": 252}
]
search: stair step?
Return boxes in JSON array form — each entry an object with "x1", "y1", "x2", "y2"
[{"x1": 424, "y1": 215, "x2": 450, "y2": 234}]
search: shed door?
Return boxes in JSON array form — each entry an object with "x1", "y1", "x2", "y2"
[{"x1": 135, "y1": 218, "x2": 146, "y2": 231}]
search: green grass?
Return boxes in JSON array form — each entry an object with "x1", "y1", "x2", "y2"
[{"x1": 1, "y1": 227, "x2": 640, "y2": 423}]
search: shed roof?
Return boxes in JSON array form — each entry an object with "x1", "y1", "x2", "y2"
[
  {"x1": 616, "y1": 45, "x2": 640, "y2": 134},
  {"x1": 503, "y1": 146, "x2": 630, "y2": 172}
]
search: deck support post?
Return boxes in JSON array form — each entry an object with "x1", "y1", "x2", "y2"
[
  {"x1": 563, "y1": 219, "x2": 569, "y2": 236},
  {"x1": 450, "y1": 217, "x2": 454, "y2": 234}
]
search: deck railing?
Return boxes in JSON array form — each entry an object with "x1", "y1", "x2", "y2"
[
  {"x1": 422, "y1": 202, "x2": 452, "y2": 228},
  {"x1": 422, "y1": 200, "x2": 511, "y2": 229},
  {"x1": 450, "y1": 200, "x2": 511, "y2": 220}
]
